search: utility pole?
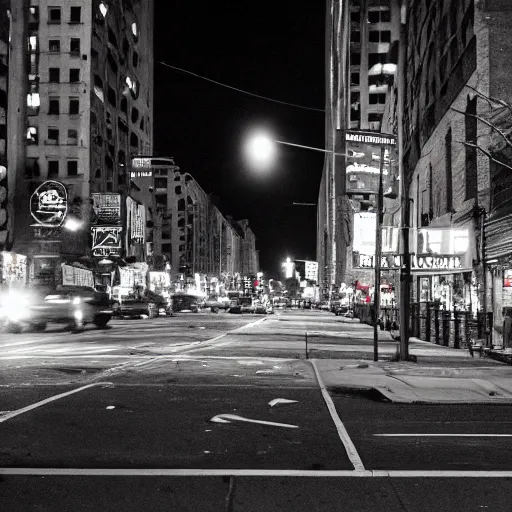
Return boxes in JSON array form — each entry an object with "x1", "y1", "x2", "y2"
[
  {"x1": 397, "y1": 3, "x2": 410, "y2": 360},
  {"x1": 373, "y1": 146, "x2": 385, "y2": 362}
]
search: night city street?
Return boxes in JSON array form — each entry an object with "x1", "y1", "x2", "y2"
[{"x1": 2, "y1": 309, "x2": 512, "y2": 511}]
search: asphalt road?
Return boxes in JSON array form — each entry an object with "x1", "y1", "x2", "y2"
[{"x1": 1, "y1": 309, "x2": 512, "y2": 511}]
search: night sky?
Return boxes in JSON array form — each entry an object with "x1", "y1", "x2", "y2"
[{"x1": 153, "y1": 1, "x2": 326, "y2": 276}]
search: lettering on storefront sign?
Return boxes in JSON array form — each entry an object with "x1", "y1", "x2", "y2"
[
  {"x1": 346, "y1": 132, "x2": 397, "y2": 146},
  {"x1": 356, "y1": 253, "x2": 463, "y2": 270},
  {"x1": 130, "y1": 171, "x2": 152, "y2": 178},
  {"x1": 33, "y1": 227, "x2": 61, "y2": 239}
]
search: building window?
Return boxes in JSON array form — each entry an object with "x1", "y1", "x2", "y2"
[
  {"x1": 47, "y1": 127, "x2": 59, "y2": 144},
  {"x1": 162, "y1": 243, "x2": 171, "y2": 254},
  {"x1": 368, "y1": 9, "x2": 390, "y2": 24},
  {"x1": 28, "y1": 35, "x2": 38, "y2": 52},
  {"x1": 27, "y1": 92, "x2": 40, "y2": 115},
  {"x1": 49, "y1": 39, "x2": 60, "y2": 52},
  {"x1": 48, "y1": 160, "x2": 59, "y2": 177},
  {"x1": 49, "y1": 67, "x2": 60, "y2": 83},
  {"x1": 368, "y1": 52, "x2": 387, "y2": 68},
  {"x1": 156, "y1": 195, "x2": 166, "y2": 207},
  {"x1": 350, "y1": 72, "x2": 360, "y2": 86},
  {"x1": 106, "y1": 182, "x2": 113, "y2": 192},
  {"x1": 465, "y1": 96, "x2": 478, "y2": 200},
  {"x1": 70, "y1": 6, "x2": 81, "y2": 23},
  {"x1": 48, "y1": 97, "x2": 59, "y2": 115},
  {"x1": 67, "y1": 160, "x2": 78, "y2": 176},
  {"x1": 28, "y1": 6, "x2": 40, "y2": 28},
  {"x1": 48, "y1": 7, "x2": 61, "y2": 24},
  {"x1": 428, "y1": 163, "x2": 433, "y2": 220},
  {"x1": 350, "y1": 11, "x2": 361, "y2": 23},
  {"x1": 67, "y1": 129, "x2": 78, "y2": 145},
  {"x1": 69, "y1": 68, "x2": 80, "y2": 82},
  {"x1": 69, "y1": 97, "x2": 79, "y2": 115},
  {"x1": 445, "y1": 128, "x2": 453, "y2": 212},
  {"x1": 369, "y1": 93, "x2": 386, "y2": 104},
  {"x1": 350, "y1": 52, "x2": 361, "y2": 66},
  {"x1": 155, "y1": 177, "x2": 167, "y2": 189},
  {"x1": 26, "y1": 127, "x2": 38, "y2": 144},
  {"x1": 70, "y1": 38, "x2": 80, "y2": 56},
  {"x1": 350, "y1": 30, "x2": 360, "y2": 43}
]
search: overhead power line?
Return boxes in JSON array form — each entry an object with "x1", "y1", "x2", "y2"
[{"x1": 158, "y1": 61, "x2": 325, "y2": 113}]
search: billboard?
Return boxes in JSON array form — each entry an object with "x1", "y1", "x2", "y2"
[
  {"x1": 30, "y1": 180, "x2": 68, "y2": 227},
  {"x1": 91, "y1": 193, "x2": 121, "y2": 225},
  {"x1": 345, "y1": 131, "x2": 397, "y2": 195}
]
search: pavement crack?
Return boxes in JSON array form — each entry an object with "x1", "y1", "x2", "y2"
[{"x1": 389, "y1": 479, "x2": 410, "y2": 512}]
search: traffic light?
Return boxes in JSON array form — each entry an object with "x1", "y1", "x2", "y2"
[{"x1": 0, "y1": 165, "x2": 7, "y2": 247}]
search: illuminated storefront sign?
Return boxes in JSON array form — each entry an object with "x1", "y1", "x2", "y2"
[
  {"x1": 91, "y1": 193, "x2": 121, "y2": 225},
  {"x1": 345, "y1": 130, "x2": 397, "y2": 195},
  {"x1": 126, "y1": 196, "x2": 145, "y2": 244},
  {"x1": 353, "y1": 213, "x2": 399, "y2": 254},
  {"x1": 30, "y1": 180, "x2": 68, "y2": 227},
  {"x1": 305, "y1": 261, "x2": 318, "y2": 282},
  {"x1": 91, "y1": 226, "x2": 122, "y2": 257},
  {"x1": 356, "y1": 253, "x2": 463, "y2": 270},
  {"x1": 62, "y1": 264, "x2": 94, "y2": 288}
]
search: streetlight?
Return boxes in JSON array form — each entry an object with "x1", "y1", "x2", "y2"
[
  {"x1": 247, "y1": 131, "x2": 388, "y2": 362},
  {"x1": 63, "y1": 217, "x2": 83, "y2": 231}
]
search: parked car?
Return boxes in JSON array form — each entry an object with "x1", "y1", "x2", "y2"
[
  {"x1": 171, "y1": 294, "x2": 200, "y2": 313},
  {"x1": 227, "y1": 299, "x2": 242, "y2": 314}
]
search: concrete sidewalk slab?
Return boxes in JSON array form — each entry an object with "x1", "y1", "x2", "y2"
[{"x1": 314, "y1": 359, "x2": 512, "y2": 404}]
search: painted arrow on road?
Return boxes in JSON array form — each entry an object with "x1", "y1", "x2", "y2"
[{"x1": 210, "y1": 414, "x2": 298, "y2": 429}]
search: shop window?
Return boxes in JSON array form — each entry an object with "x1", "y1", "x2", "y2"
[
  {"x1": 48, "y1": 160, "x2": 59, "y2": 177},
  {"x1": 49, "y1": 67, "x2": 60, "y2": 83},
  {"x1": 70, "y1": 38, "x2": 80, "y2": 56},
  {"x1": 26, "y1": 127, "x2": 38, "y2": 144},
  {"x1": 67, "y1": 129, "x2": 78, "y2": 145},
  {"x1": 48, "y1": 7, "x2": 61, "y2": 24},
  {"x1": 47, "y1": 127, "x2": 59, "y2": 144},
  {"x1": 67, "y1": 160, "x2": 78, "y2": 176},
  {"x1": 69, "y1": 97, "x2": 79, "y2": 115},
  {"x1": 69, "y1": 68, "x2": 80, "y2": 82},
  {"x1": 70, "y1": 6, "x2": 81, "y2": 24}
]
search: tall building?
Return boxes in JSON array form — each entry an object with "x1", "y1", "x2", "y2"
[
  {"x1": 7, "y1": 0, "x2": 154, "y2": 287},
  {"x1": 396, "y1": 0, "x2": 512, "y2": 347},
  {"x1": 317, "y1": 0, "x2": 399, "y2": 298}
]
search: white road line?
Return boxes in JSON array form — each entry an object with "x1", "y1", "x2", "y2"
[
  {"x1": 309, "y1": 359, "x2": 365, "y2": 472},
  {"x1": 0, "y1": 382, "x2": 112, "y2": 423},
  {"x1": 1, "y1": 468, "x2": 512, "y2": 477},
  {"x1": 374, "y1": 433, "x2": 512, "y2": 437}
]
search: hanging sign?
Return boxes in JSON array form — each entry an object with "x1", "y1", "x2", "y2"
[
  {"x1": 30, "y1": 180, "x2": 68, "y2": 227},
  {"x1": 91, "y1": 193, "x2": 121, "y2": 225},
  {"x1": 91, "y1": 226, "x2": 122, "y2": 257}
]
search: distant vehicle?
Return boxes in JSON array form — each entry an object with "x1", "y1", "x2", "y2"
[
  {"x1": 228, "y1": 296, "x2": 255, "y2": 314},
  {"x1": 171, "y1": 294, "x2": 200, "y2": 313},
  {"x1": 253, "y1": 300, "x2": 267, "y2": 314},
  {"x1": 228, "y1": 299, "x2": 242, "y2": 314}
]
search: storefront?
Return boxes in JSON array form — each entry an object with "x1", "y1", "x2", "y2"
[{"x1": 0, "y1": 252, "x2": 28, "y2": 289}]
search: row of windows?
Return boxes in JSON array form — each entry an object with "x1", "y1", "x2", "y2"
[
  {"x1": 29, "y1": 36, "x2": 81, "y2": 55},
  {"x1": 350, "y1": 30, "x2": 391, "y2": 43},
  {"x1": 350, "y1": 9, "x2": 391, "y2": 24},
  {"x1": 350, "y1": 52, "x2": 388, "y2": 68},
  {"x1": 27, "y1": 126, "x2": 79, "y2": 146},
  {"x1": 48, "y1": 6, "x2": 82, "y2": 24},
  {"x1": 49, "y1": 68, "x2": 81, "y2": 83},
  {"x1": 26, "y1": 159, "x2": 80, "y2": 178},
  {"x1": 43, "y1": 97, "x2": 80, "y2": 115}
]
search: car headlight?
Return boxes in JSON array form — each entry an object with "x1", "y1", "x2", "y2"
[
  {"x1": 74, "y1": 310, "x2": 83, "y2": 321},
  {"x1": 72, "y1": 297, "x2": 81, "y2": 305}
]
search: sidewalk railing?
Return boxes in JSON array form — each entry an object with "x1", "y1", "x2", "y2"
[{"x1": 353, "y1": 302, "x2": 492, "y2": 350}]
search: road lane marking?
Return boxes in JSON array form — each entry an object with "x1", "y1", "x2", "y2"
[
  {"x1": 0, "y1": 382, "x2": 112, "y2": 423},
  {"x1": 374, "y1": 433, "x2": 512, "y2": 437},
  {"x1": 210, "y1": 413, "x2": 298, "y2": 429},
  {"x1": 2, "y1": 468, "x2": 512, "y2": 477},
  {"x1": 309, "y1": 359, "x2": 365, "y2": 471}
]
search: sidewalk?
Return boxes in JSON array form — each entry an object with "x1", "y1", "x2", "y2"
[{"x1": 314, "y1": 357, "x2": 512, "y2": 403}]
